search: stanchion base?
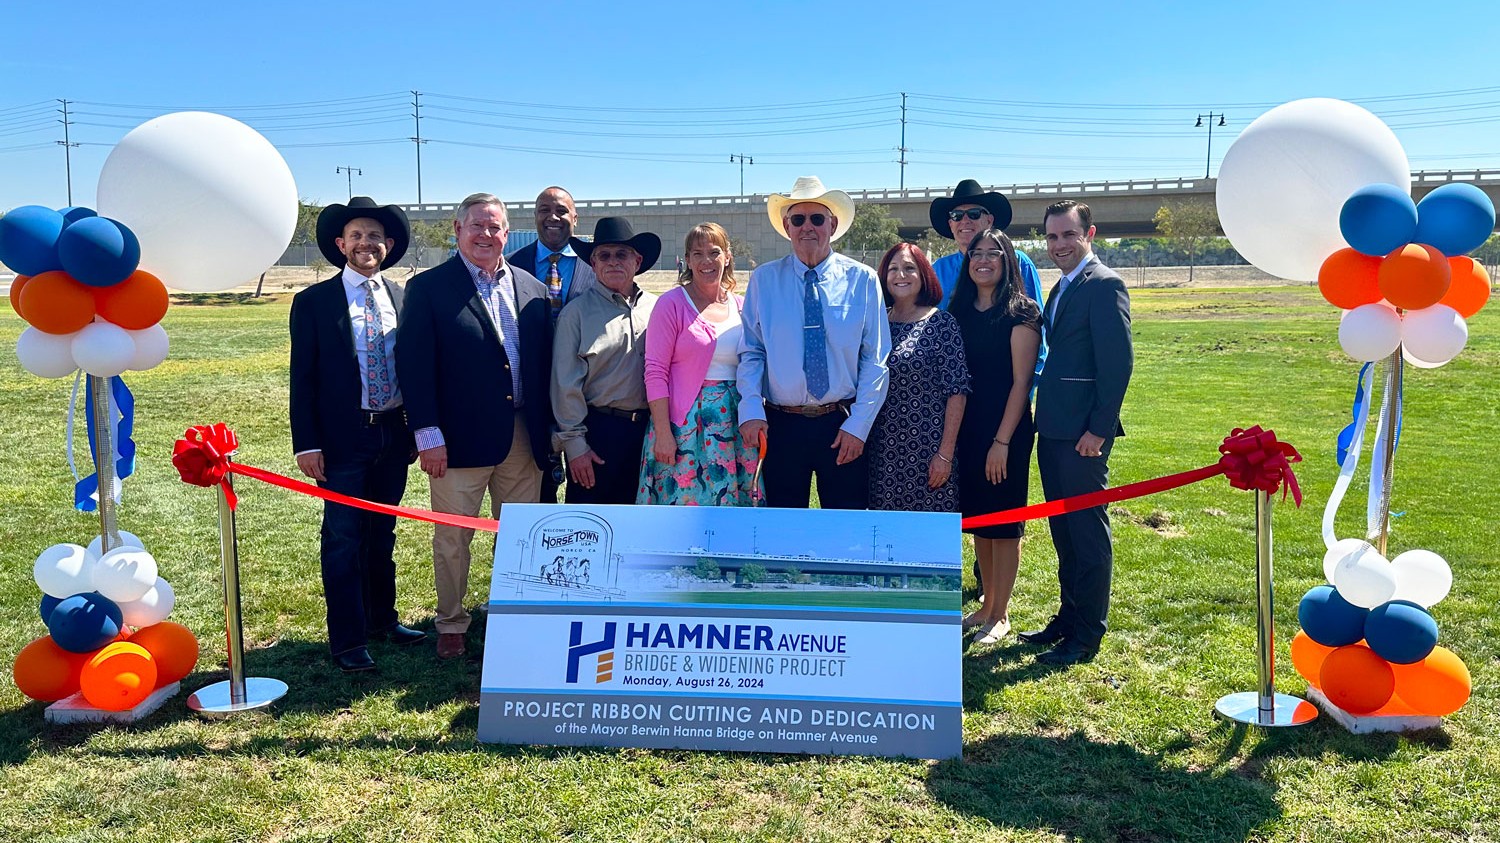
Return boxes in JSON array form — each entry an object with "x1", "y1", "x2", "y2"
[
  {"x1": 187, "y1": 677, "x2": 288, "y2": 719},
  {"x1": 1213, "y1": 691, "x2": 1318, "y2": 727}
]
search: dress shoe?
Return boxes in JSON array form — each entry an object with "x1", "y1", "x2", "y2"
[
  {"x1": 372, "y1": 623, "x2": 427, "y2": 646},
  {"x1": 437, "y1": 632, "x2": 466, "y2": 659},
  {"x1": 333, "y1": 648, "x2": 376, "y2": 673},
  {"x1": 1018, "y1": 617, "x2": 1066, "y2": 646},
  {"x1": 973, "y1": 619, "x2": 1011, "y2": 645},
  {"x1": 1036, "y1": 640, "x2": 1098, "y2": 666}
]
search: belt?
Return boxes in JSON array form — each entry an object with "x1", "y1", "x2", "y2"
[
  {"x1": 588, "y1": 405, "x2": 649, "y2": 423},
  {"x1": 766, "y1": 400, "x2": 852, "y2": 418},
  {"x1": 360, "y1": 408, "x2": 405, "y2": 426}
]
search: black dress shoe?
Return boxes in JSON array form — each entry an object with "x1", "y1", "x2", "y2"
[
  {"x1": 1018, "y1": 617, "x2": 1066, "y2": 646},
  {"x1": 371, "y1": 624, "x2": 427, "y2": 646},
  {"x1": 333, "y1": 648, "x2": 376, "y2": 673},
  {"x1": 1036, "y1": 640, "x2": 1098, "y2": 666}
]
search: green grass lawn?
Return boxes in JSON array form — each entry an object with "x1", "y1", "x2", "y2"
[{"x1": 1, "y1": 286, "x2": 1496, "y2": 842}]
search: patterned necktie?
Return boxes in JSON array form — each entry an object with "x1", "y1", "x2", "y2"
[
  {"x1": 364, "y1": 278, "x2": 395, "y2": 409},
  {"x1": 802, "y1": 268, "x2": 829, "y2": 401},
  {"x1": 545, "y1": 254, "x2": 563, "y2": 324}
]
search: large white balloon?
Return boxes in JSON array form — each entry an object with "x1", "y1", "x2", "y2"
[
  {"x1": 126, "y1": 324, "x2": 170, "y2": 370},
  {"x1": 1400, "y1": 305, "x2": 1467, "y2": 367},
  {"x1": 1338, "y1": 303, "x2": 1402, "y2": 362},
  {"x1": 119, "y1": 578, "x2": 176, "y2": 628},
  {"x1": 15, "y1": 327, "x2": 79, "y2": 378},
  {"x1": 1330, "y1": 543, "x2": 1397, "y2": 609},
  {"x1": 93, "y1": 546, "x2": 159, "y2": 603},
  {"x1": 34, "y1": 543, "x2": 96, "y2": 598},
  {"x1": 96, "y1": 112, "x2": 297, "y2": 293},
  {"x1": 85, "y1": 530, "x2": 145, "y2": 561},
  {"x1": 1217, "y1": 99, "x2": 1410, "y2": 282},
  {"x1": 1390, "y1": 549, "x2": 1452, "y2": 608},
  {"x1": 71, "y1": 321, "x2": 136, "y2": 378}
]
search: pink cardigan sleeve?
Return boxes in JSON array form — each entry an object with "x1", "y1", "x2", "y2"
[{"x1": 642, "y1": 287, "x2": 684, "y2": 405}]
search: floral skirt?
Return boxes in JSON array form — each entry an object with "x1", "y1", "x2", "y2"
[{"x1": 636, "y1": 381, "x2": 759, "y2": 506}]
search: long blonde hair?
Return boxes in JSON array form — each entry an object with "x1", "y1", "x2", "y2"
[{"x1": 679, "y1": 222, "x2": 737, "y2": 293}]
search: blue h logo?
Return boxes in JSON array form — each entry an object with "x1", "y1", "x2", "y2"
[{"x1": 566, "y1": 621, "x2": 616, "y2": 684}]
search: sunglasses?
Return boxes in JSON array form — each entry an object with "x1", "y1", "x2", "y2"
[
  {"x1": 593, "y1": 247, "x2": 638, "y2": 263},
  {"x1": 948, "y1": 208, "x2": 990, "y2": 222},
  {"x1": 788, "y1": 213, "x2": 828, "y2": 228}
]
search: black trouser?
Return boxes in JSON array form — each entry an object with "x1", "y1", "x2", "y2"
[
  {"x1": 763, "y1": 407, "x2": 869, "y2": 510},
  {"x1": 1036, "y1": 435, "x2": 1114, "y2": 648},
  {"x1": 565, "y1": 409, "x2": 648, "y2": 506}
]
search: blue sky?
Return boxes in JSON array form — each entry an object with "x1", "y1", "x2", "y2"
[{"x1": 3, "y1": 1, "x2": 1498, "y2": 213}]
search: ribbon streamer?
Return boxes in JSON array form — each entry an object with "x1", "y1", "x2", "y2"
[{"x1": 70, "y1": 375, "x2": 137, "y2": 512}]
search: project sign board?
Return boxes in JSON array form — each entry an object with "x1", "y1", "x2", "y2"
[{"x1": 478, "y1": 504, "x2": 963, "y2": 759}]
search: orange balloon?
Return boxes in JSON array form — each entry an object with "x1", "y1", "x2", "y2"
[
  {"x1": 1318, "y1": 249, "x2": 1383, "y2": 310},
  {"x1": 8, "y1": 274, "x2": 31, "y2": 318},
  {"x1": 94, "y1": 269, "x2": 169, "y2": 330},
  {"x1": 11, "y1": 635, "x2": 88, "y2": 701},
  {"x1": 1378, "y1": 244, "x2": 1451, "y2": 310},
  {"x1": 79, "y1": 641, "x2": 158, "y2": 711},
  {"x1": 17, "y1": 270, "x2": 96, "y2": 334},
  {"x1": 1319, "y1": 643, "x2": 1395, "y2": 714},
  {"x1": 1290, "y1": 630, "x2": 1336, "y2": 687},
  {"x1": 1440, "y1": 256, "x2": 1490, "y2": 318},
  {"x1": 1391, "y1": 645, "x2": 1471, "y2": 717},
  {"x1": 128, "y1": 621, "x2": 199, "y2": 686}
]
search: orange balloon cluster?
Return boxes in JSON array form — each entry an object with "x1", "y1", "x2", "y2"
[
  {"x1": 1291, "y1": 631, "x2": 1471, "y2": 717},
  {"x1": 1319, "y1": 240, "x2": 1491, "y2": 318},
  {"x1": 11, "y1": 621, "x2": 198, "y2": 710},
  {"x1": 12, "y1": 269, "x2": 169, "y2": 335}
]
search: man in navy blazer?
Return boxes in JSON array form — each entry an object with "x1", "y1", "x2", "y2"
[
  {"x1": 290, "y1": 197, "x2": 426, "y2": 673},
  {"x1": 397, "y1": 192, "x2": 552, "y2": 659},
  {"x1": 1021, "y1": 199, "x2": 1133, "y2": 666}
]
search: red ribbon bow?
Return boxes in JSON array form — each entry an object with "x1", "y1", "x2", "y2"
[
  {"x1": 172, "y1": 423, "x2": 241, "y2": 508},
  {"x1": 1217, "y1": 425, "x2": 1302, "y2": 506}
]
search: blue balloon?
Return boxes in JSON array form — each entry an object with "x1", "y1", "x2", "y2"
[
  {"x1": 1340, "y1": 184, "x2": 1418, "y2": 256},
  {"x1": 58, "y1": 216, "x2": 141, "y2": 287},
  {"x1": 58, "y1": 206, "x2": 98, "y2": 226},
  {"x1": 40, "y1": 593, "x2": 62, "y2": 622},
  {"x1": 1364, "y1": 600, "x2": 1438, "y2": 665},
  {"x1": 1415, "y1": 183, "x2": 1496, "y2": 257},
  {"x1": 45, "y1": 591, "x2": 124, "y2": 654},
  {"x1": 0, "y1": 205, "x2": 66, "y2": 276},
  {"x1": 1298, "y1": 584, "x2": 1368, "y2": 647}
]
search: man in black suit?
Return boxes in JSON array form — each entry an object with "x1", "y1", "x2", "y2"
[
  {"x1": 290, "y1": 197, "x2": 426, "y2": 673},
  {"x1": 396, "y1": 193, "x2": 552, "y2": 660},
  {"x1": 1021, "y1": 199, "x2": 1133, "y2": 666}
]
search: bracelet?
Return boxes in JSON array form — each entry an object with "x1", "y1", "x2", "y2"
[
  {"x1": 993, "y1": 438, "x2": 1010, "y2": 446},
  {"x1": 934, "y1": 452, "x2": 952, "y2": 464}
]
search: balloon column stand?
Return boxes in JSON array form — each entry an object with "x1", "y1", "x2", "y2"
[
  {"x1": 1304, "y1": 686, "x2": 1440, "y2": 734},
  {"x1": 46, "y1": 682, "x2": 182, "y2": 725},
  {"x1": 1213, "y1": 491, "x2": 1318, "y2": 728},
  {"x1": 186, "y1": 464, "x2": 288, "y2": 718}
]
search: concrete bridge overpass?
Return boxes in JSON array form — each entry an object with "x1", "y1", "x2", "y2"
[{"x1": 404, "y1": 170, "x2": 1500, "y2": 267}]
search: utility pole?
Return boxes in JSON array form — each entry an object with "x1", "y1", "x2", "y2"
[
  {"x1": 411, "y1": 91, "x2": 427, "y2": 205},
  {"x1": 336, "y1": 166, "x2": 362, "y2": 200},
  {"x1": 1195, "y1": 112, "x2": 1226, "y2": 179},
  {"x1": 729, "y1": 154, "x2": 753, "y2": 196},
  {"x1": 898, "y1": 92, "x2": 909, "y2": 191},
  {"x1": 57, "y1": 99, "x2": 79, "y2": 205}
]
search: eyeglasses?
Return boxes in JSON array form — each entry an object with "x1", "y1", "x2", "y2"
[
  {"x1": 948, "y1": 208, "x2": 990, "y2": 222},
  {"x1": 593, "y1": 247, "x2": 638, "y2": 264},
  {"x1": 787, "y1": 213, "x2": 828, "y2": 228},
  {"x1": 967, "y1": 249, "x2": 1004, "y2": 261}
]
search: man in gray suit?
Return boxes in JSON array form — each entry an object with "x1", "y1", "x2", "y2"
[{"x1": 1020, "y1": 199, "x2": 1133, "y2": 666}]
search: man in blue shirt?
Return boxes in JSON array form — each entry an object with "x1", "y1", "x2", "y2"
[{"x1": 737, "y1": 176, "x2": 891, "y2": 510}]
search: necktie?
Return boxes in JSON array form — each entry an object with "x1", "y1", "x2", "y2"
[
  {"x1": 802, "y1": 268, "x2": 829, "y2": 401},
  {"x1": 545, "y1": 254, "x2": 563, "y2": 324},
  {"x1": 1045, "y1": 274, "x2": 1070, "y2": 331},
  {"x1": 364, "y1": 279, "x2": 395, "y2": 409}
]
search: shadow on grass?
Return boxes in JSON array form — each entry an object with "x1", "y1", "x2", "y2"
[{"x1": 169, "y1": 293, "x2": 280, "y2": 306}]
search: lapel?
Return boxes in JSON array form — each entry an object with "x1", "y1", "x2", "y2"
[
  {"x1": 454, "y1": 259, "x2": 504, "y2": 348},
  {"x1": 1050, "y1": 257, "x2": 1097, "y2": 331},
  {"x1": 328, "y1": 273, "x2": 359, "y2": 367}
]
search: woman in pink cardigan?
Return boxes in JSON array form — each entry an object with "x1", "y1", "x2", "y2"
[{"x1": 636, "y1": 223, "x2": 758, "y2": 505}]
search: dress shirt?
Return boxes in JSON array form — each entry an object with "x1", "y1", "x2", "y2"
[
  {"x1": 534, "y1": 241, "x2": 580, "y2": 302},
  {"x1": 340, "y1": 265, "x2": 401, "y2": 410},
  {"x1": 934, "y1": 248, "x2": 1047, "y2": 380},
  {"x1": 736, "y1": 251, "x2": 890, "y2": 442},
  {"x1": 1045, "y1": 252, "x2": 1093, "y2": 327},
  {"x1": 551, "y1": 283, "x2": 658, "y2": 460}
]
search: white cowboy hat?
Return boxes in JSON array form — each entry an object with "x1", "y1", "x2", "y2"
[{"x1": 766, "y1": 176, "x2": 856, "y2": 242}]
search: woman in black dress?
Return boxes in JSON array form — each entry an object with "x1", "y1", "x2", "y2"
[{"x1": 949, "y1": 229, "x2": 1042, "y2": 644}]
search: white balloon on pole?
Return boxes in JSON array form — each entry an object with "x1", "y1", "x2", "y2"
[
  {"x1": 1217, "y1": 98, "x2": 1410, "y2": 281},
  {"x1": 15, "y1": 327, "x2": 80, "y2": 378},
  {"x1": 1400, "y1": 305, "x2": 1467, "y2": 367},
  {"x1": 92, "y1": 546, "x2": 159, "y2": 603},
  {"x1": 1390, "y1": 549, "x2": 1452, "y2": 608},
  {"x1": 1323, "y1": 538, "x2": 1375, "y2": 585},
  {"x1": 1402, "y1": 347, "x2": 1445, "y2": 369},
  {"x1": 96, "y1": 112, "x2": 297, "y2": 293},
  {"x1": 126, "y1": 324, "x2": 170, "y2": 370},
  {"x1": 1337, "y1": 303, "x2": 1402, "y2": 362},
  {"x1": 118, "y1": 577, "x2": 176, "y2": 628},
  {"x1": 1330, "y1": 544, "x2": 1397, "y2": 609},
  {"x1": 33, "y1": 543, "x2": 96, "y2": 598},
  {"x1": 85, "y1": 530, "x2": 145, "y2": 561},
  {"x1": 71, "y1": 321, "x2": 137, "y2": 378}
]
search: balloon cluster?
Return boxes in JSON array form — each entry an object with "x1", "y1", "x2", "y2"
[
  {"x1": 1291, "y1": 540, "x2": 1469, "y2": 717},
  {"x1": 1325, "y1": 182, "x2": 1495, "y2": 366},
  {"x1": 13, "y1": 533, "x2": 198, "y2": 710},
  {"x1": 2, "y1": 205, "x2": 170, "y2": 378}
]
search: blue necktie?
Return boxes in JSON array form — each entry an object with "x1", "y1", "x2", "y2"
[
  {"x1": 1045, "y1": 274, "x2": 1070, "y2": 332},
  {"x1": 802, "y1": 268, "x2": 829, "y2": 400},
  {"x1": 364, "y1": 279, "x2": 396, "y2": 409}
]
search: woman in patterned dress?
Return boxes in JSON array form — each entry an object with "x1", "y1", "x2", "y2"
[
  {"x1": 637, "y1": 223, "x2": 758, "y2": 505},
  {"x1": 949, "y1": 229, "x2": 1042, "y2": 645},
  {"x1": 867, "y1": 243, "x2": 969, "y2": 512}
]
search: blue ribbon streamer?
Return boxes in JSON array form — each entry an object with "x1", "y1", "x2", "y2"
[
  {"x1": 74, "y1": 375, "x2": 137, "y2": 512},
  {"x1": 1335, "y1": 362, "x2": 1403, "y2": 467}
]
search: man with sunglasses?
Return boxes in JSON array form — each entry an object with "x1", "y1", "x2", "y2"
[
  {"x1": 737, "y1": 176, "x2": 891, "y2": 510},
  {"x1": 929, "y1": 179, "x2": 1043, "y2": 312}
]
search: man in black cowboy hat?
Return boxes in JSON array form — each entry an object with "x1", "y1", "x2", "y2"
[
  {"x1": 929, "y1": 179, "x2": 1044, "y2": 313},
  {"x1": 551, "y1": 217, "x2": 660, "y2": 505},
  {"x1": 290, "y1": 196, "x2": 425, "y2": 673}
]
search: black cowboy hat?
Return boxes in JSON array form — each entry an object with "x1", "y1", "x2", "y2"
[
  {"x1": 575, "y1": 217, "x2": 661, "y2": 274},
  {"x1": 928, "y1": 179, "x2": 1013, "y2": 237},
  {"x1": 316, "y1": 197, "x2": 411, "y2": 269}
]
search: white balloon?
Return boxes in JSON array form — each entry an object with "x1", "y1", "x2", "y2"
[
  {"x1": 1390, "y1": 549, "x2": 1452, "y2": 608},
  {"x1": 1400, "y1": 305, "x2": 1467, "y2": 367},
  {"x1": 71, "y1": 321, "x2": 136, "y2": 378},
  {"x1": 1217, "y1": 99, "x2": 1410, "y2": 281},
  {"x1": 33, "y1": 543, "x2": 96, "y2": 598},
  {"x1": 1331, "y1": 543, "x2": 1396, "y2": 609},
  {"x1": 1338, "y1": 303, "x2": 1402, "y2": 362},
  {"x1": 15, "y1": 327, "x2": 79, "y2": 378},
  {"x1": 96, "y1": 112, "x2": 297, "y2": 293},
  {"x1": 126, "y1": 324, "x2": 170, "y2": 370},
  {"x1": 93, "y1": 546, "x2": 159, "y2": 603},
  {"x1": 1323, "y1": 538, "x2": 1374, "y2": 584},
  {"x1": 1402, "y1": 346, "x2": 1446, "y2": 369},
  {"x1": 85, "y1": 530, "x2": 145, "y2": 561},
  {"x1": 118, "y1": 578, "x2": 176, "y2": 628}
]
